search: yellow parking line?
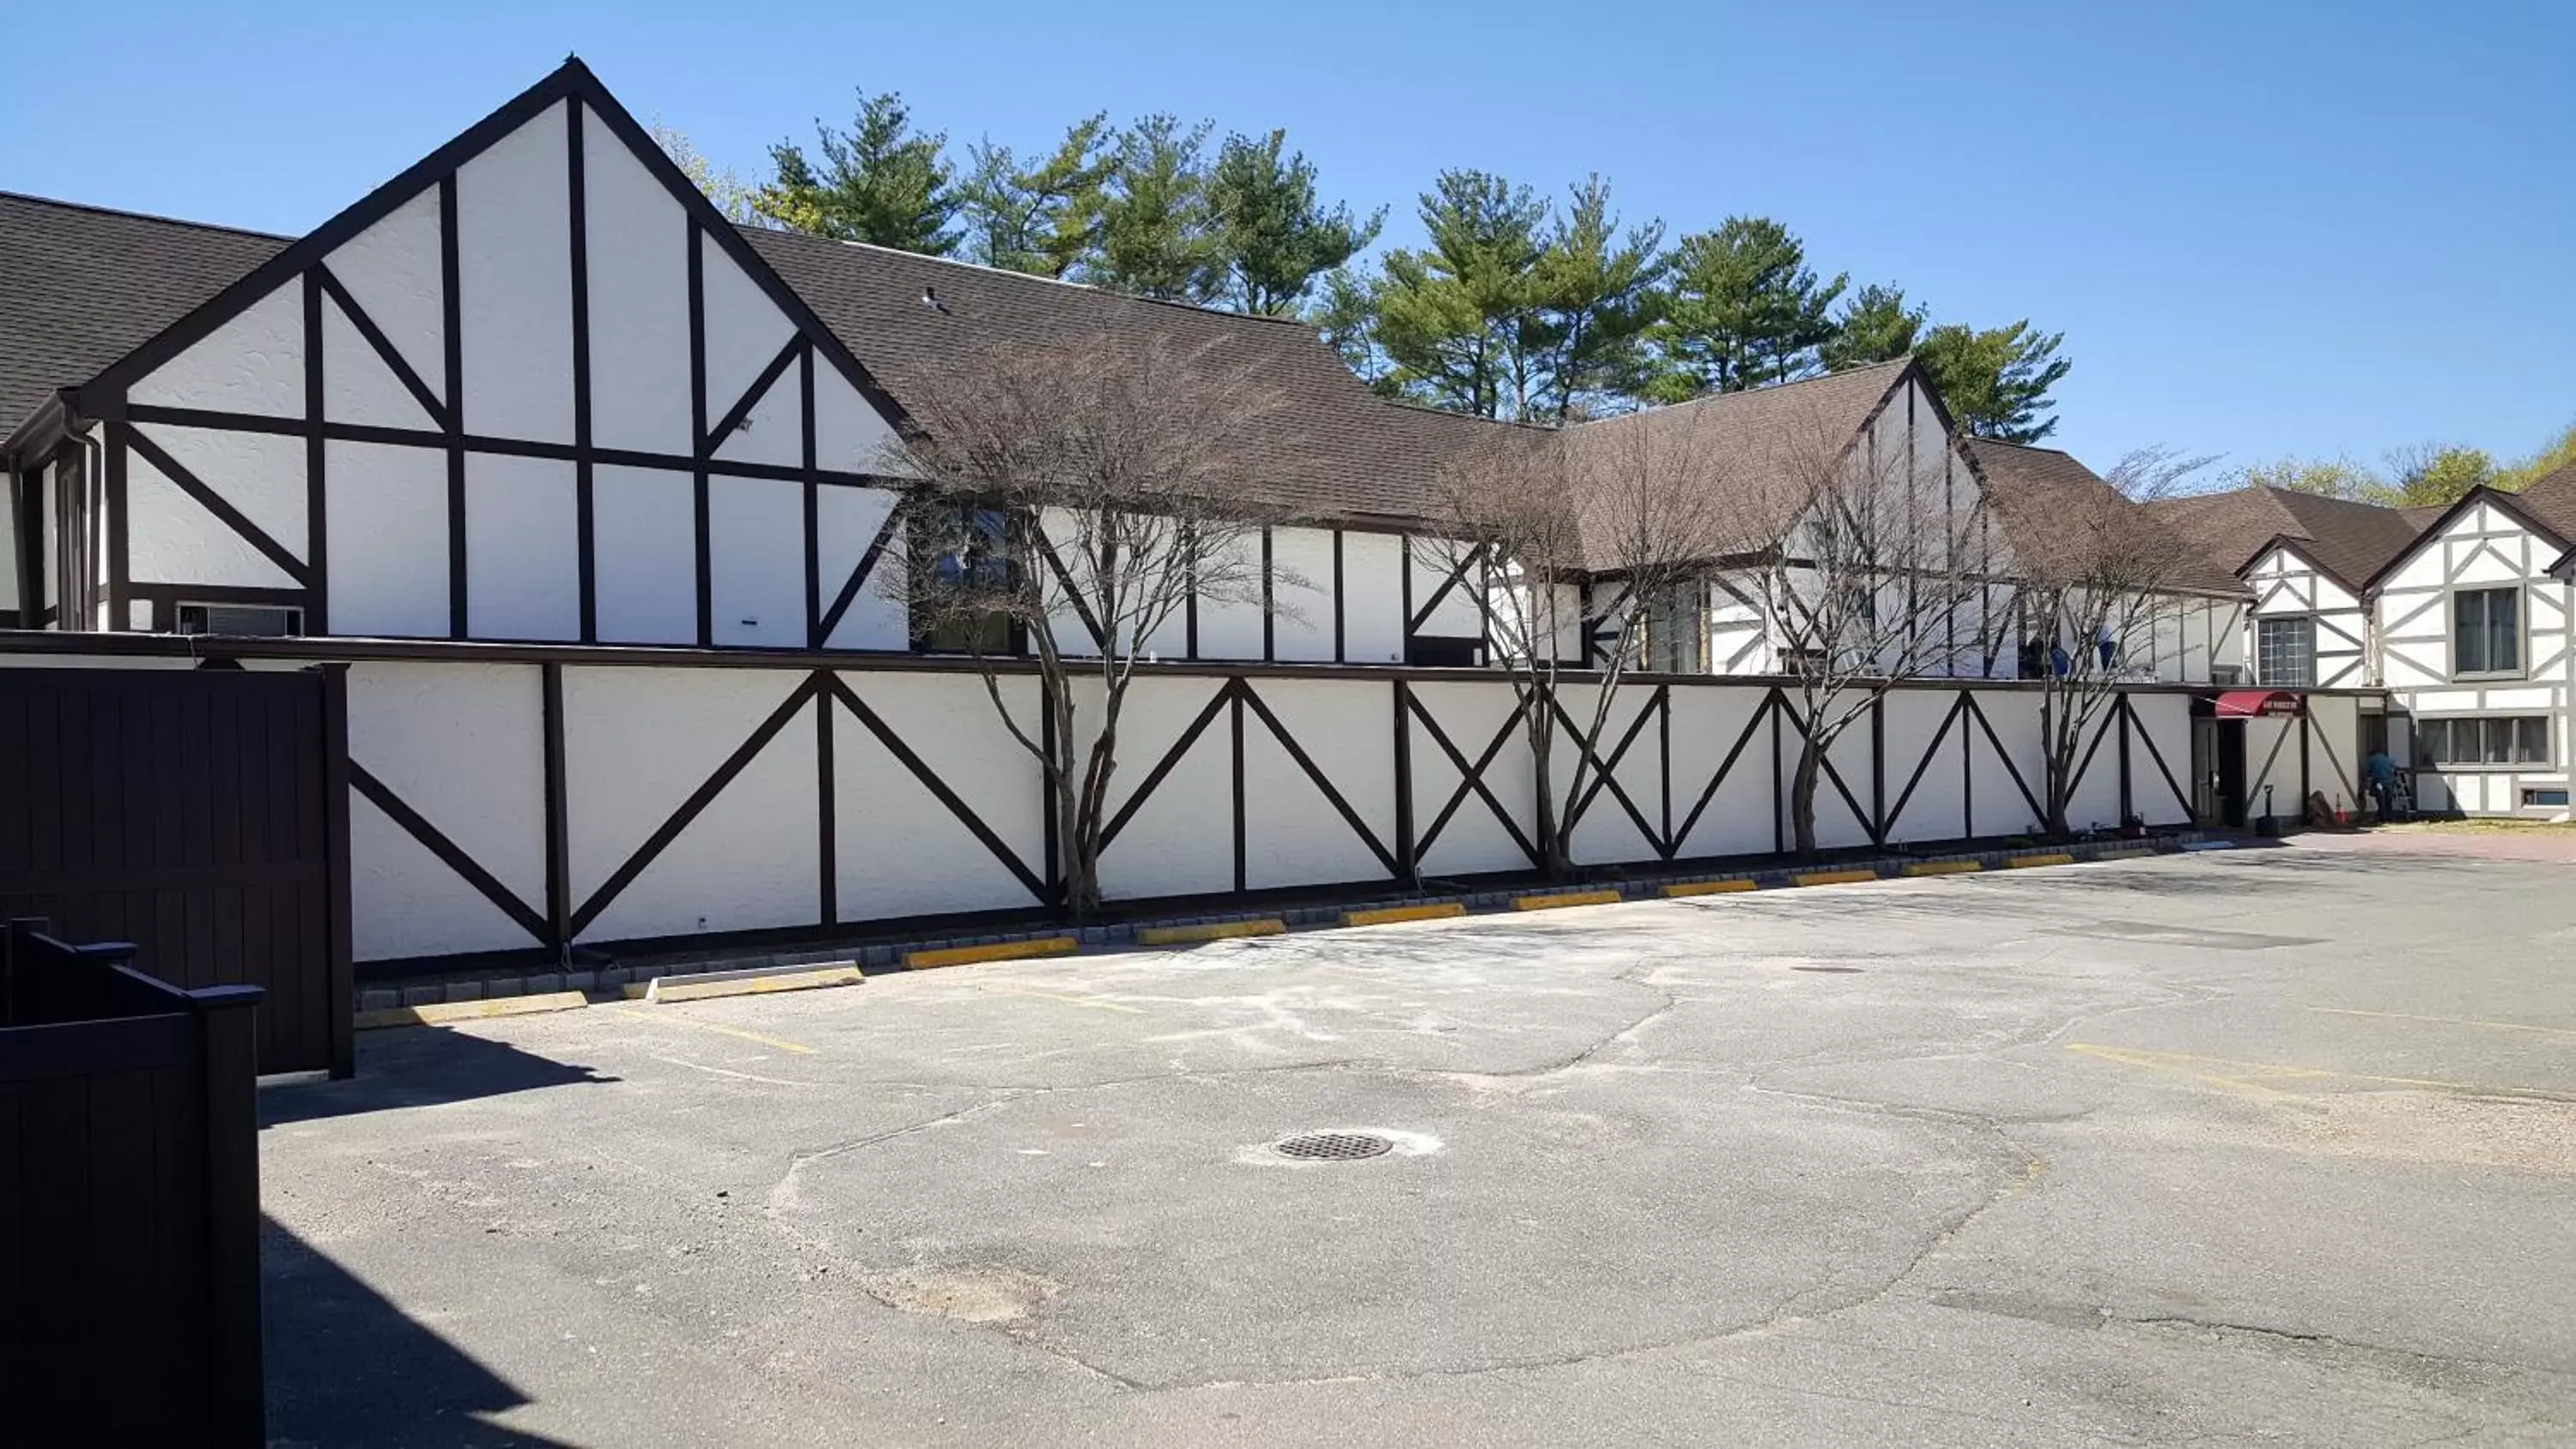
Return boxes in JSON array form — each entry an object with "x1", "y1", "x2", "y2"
[
  {"x1": 1136, "y1": 919, "x2": 1285, "y2": 947},
  {"x1": 2305, "y1": 1006, "x2": 2576, "y2": 1041},
  {"x1": 905, "y1": 937, "x2": 1078, "y2": 970},
  {"x1": 1791, "y1": 869, "x2": 1878, "y2": 887},
  {"x1": 1902, "y1": 860, "x2": 1983, "y2": 877},
  {"x1": 1512, "y1": 888, "x2": 1625, "y2": 911},
  {"x1": 1341, "y1": 902, "x2": 1467, "y2": 927},
  {"x1": 2002, "y1": 853, "x2": 2075, "y2": 869},
  {"x1": 1662, "y1": 879, "x2": 1758, "y2": 897},
  {"x1": 608, "y1": 1005, "x2": 817, "y2": 1056}
]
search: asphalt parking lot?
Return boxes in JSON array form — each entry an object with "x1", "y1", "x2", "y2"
[{"x1": 260, "y1": 841, "x2": 2576, "y2": 1447}]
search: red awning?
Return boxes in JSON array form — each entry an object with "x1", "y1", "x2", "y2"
[{"x1": 2214, "y1": 689, "x2": 2305, "y2": 718}]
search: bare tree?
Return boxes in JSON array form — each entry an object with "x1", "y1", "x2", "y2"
[
  {"x1": 2010, "y1": 446, "x2": 2214, "y2": 838},
  {"x1": 1730, "y1": 403, "x2": 1996, "y2": 858},
  {"x1": 878, "y1": 332, "x2": 1297, "y2": 919},
  {"x1": 1424, "y1": 406, "x2": 1735, "y2": 878}
]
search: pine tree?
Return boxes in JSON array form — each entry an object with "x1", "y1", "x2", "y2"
[
  {"x1": 1518, "y1": 176, "x2": 1666, "y2": 421},
  {"x1": 1089, "y1": 115, "x2": 1221, "y2": 302},
  {"x1": 1915, "y1": 320, "x2": 2071, "y2": 443},
  {"x1": 1206, "y1": 130, "x2": 1384, "y2": 315},
  {"x1": 1310, "y1": 267, "x2": 1398, "y2": 395},
  {"x1": 754, "y1": 89, "x2": 959, "y2": 253},
  {"x1": 957, "y1": 115, "x2": 1117, "y2": 278},
  {"x1": 1651, "y1": 217, "x2": 1845, "y2": 397},
  {"x1": 1821, "y1": 282, "x2": 1924, "y2": 372},
  {"x1": 1373, "y1": 170, "x2": 1549, "y2": 418}
]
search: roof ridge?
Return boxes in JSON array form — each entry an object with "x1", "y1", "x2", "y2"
[
  {"x1": 1565, "y1": 356, "x2": 1910, "y2": 431},
  {"x1": 738, "y1": 226, "x2": 1309, "y2": 327},
  {"x1": 1373, "y1": 397, "x2": 1558, "y2": 433},
  {"x1": 0, "y1": 190, "x2": 290, "y2": 243}
]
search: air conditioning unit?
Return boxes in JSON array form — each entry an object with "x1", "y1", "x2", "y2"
[
  {"x1": 2209, "y1": 664, "x2": 2249, "y2": 686},
  {"x1": 177, "y1": 603, "x2": 303, "y2": 638}
]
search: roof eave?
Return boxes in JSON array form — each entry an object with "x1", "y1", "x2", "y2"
[{"x1": 2, "y1": 389, "x2": 78, "y2": 470}]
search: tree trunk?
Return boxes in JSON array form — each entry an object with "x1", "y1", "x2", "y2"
[
  {"x1": 1791, "y1": 741, "x2": 1821, "y2": 860},
  {"x1": 1059, "y1": 771, "x2": 1097, "y2": 920},
  {"x1": 1530, "y1": 729, "x2": 1571, "y2": 881}
]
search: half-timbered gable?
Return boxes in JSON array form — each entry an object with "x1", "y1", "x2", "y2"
[
  {"x1": 2367, "y1": 481, "x2": 2575, "y2": 815},
  {"x1": 2242, "y1": 540, "x2": 2371, "y2": 687},
  {"x1": 48, "y1": 62, "x2": 913, "y2": 652}
]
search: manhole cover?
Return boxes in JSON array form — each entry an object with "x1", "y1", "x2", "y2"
[
  {"x1": 1272, "y1": 1131, "x2": 1394, "y2": 1161},
  {"x1": 1791, "y1": 965, "x2": 1865, "y2": 973}
]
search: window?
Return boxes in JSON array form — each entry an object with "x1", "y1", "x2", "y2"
[
  {"x1": 177, "y1": 603, "x2": 302, "y2": 637},
  {"x1": 2415, "y1": 716, "x2": 2551, "y2": 768},
  {"x1": 2452, "y1": 588, "x2": 2520, "y2": 676},
  {"x1": 911, "y1": 507, "x2": 1021, "y2": 655},
  {"x1": 1639, "y1": 584, "x2": 1705, "y2": 674},
  {"x1": 2525, "y1": 788, "x2": 2571, "y2": 808},
  {"x1": 2256, "y1": 616, "x2": 2315, "y2": 688}
]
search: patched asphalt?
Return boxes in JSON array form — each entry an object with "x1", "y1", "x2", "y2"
[{"x1": 259, "y1": 840, "x2": 2576, "y2": 1446}]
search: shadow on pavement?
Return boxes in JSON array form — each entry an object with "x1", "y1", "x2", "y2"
[
  {"x1": 264, "y1": 1216, "x2": 579, "y2": 1448},
  {"x1": 261, "y1": 1025, "x2": 617, "y2": 1126}
]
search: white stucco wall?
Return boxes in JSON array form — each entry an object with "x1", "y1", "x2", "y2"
[
  {"x1": 129, "y1": 281, "x2": 305, "y2": 418},
  {"x1": 581, "y1": 105, "x2": 693, "y2": 458},
  {"x1": 125, "y1": 424, "x2": 306, "y2": 589},
  {"x1": 455, "y1": 99, "x2": 574, "y2": 443},
  {"x1": 326, "y1": 440, "x2": 449, "y2": 637},
  {"x1": 707, "y1": 474, "x2": 805, "y2": 647},
  {"x1": 818, "y1": 483, "x2": 906, "y2": 650},
  {"x1": 592, "y1": 464, "x2": 697, "y2": 645},
  {"x1": 465, "y1": 453, "x2": 580, "y2": 641},
  {"x1": 1340, "y1": 531, "x2": 1406, "y2": 665}
]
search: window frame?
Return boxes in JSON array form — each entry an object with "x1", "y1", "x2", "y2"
[
  {"x1": 2449, "y1": 584, "x2": 2525, "y2": 681},
  {"x1": 2254, "y1": 615, "x2": 2318, "y2": 688},
  {"x1": 907, "y1": 505, "x2": 1028, "y2": 658},
  {"x1": 2413, "y1": 715, "x2": 2554, "y2": 771}
]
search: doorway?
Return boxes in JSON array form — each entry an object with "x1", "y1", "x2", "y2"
[{"x1": 2190, "y1": 717, "x2": 2249, "y2": 828}]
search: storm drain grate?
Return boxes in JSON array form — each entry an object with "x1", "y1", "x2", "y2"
[
  {"x1": 1272, "y1": 1131, "x2": 1394, "y2": 1161},
  {"x1": 1791, "y1": 965, "x2": 1866, "y2": 973}
]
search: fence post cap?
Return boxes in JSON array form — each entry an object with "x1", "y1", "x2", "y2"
[{"x1": 187, "y1": 985, "x2": 268, "y2": 1010}]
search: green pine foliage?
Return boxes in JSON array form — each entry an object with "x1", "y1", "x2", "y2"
[
  {"x1": 1208, "y1": 130, "x2": 1385, "y2": 315},
  {"x1": 1650, "y1": 218, "x2": 1847, "y2": 398},
  {"x1": 1912, "y1": 320, "x2": 2071, "y2": 443},
  {"x1": 957, "y1": 115, "x2": 1117, "y2": 278},
  {"x1": 708, "y1": 85, "x2": 2096, "y2": 435},
  {"x1": 1820, "y1": 283, "x2": 1924, "y2": 373},
  {"x1": 754, "y1": 89, "x2": 959, "y2": 253},
  {"x1": 1372, "y1": 170, "x2": 1551, "y2": 418}
]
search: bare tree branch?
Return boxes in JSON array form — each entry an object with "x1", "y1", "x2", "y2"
[{"x1": 875, "y1": 330, "x2": 1303, "y2": 917}]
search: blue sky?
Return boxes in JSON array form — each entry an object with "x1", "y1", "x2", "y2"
[{"x1": 9, "y1": 1, "x2": 2570, "y2": 476}]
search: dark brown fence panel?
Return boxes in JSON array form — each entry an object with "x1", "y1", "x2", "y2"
[
  {"x1": 0, "y1": 923, "x2": 266, "y2": 1446},
  {"x1": 0, "y1": 666, "x2": 350, "y2": 1076}
]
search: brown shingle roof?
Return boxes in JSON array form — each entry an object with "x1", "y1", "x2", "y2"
[
  {"x1": 1558, "y1": 359, "x2": 1911, "y2": 567},
  {"x1": 1963, "y1": 439, "x2": 2246, "y2": 597},
  {"x1": 741, "y1": 228, "x2": 1489, "y2": 526},
  {"x1": 2511, "y1": 462, "x2": 2576, "y2": 543},
  {"x1": 2146, "y1": 484, "x2": 2420, "y2": 592},
  {"x1": 0, "y1": 193, "x2": 287, "y2": 440}
]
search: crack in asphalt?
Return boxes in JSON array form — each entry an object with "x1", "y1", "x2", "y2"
[{"x1": 747, "y1": 937, "x2": 2574, "y2": 1424}]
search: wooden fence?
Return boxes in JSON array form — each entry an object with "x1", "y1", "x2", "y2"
[
  {"x1": 0, "y1": 664, "x2": 352, "y2": 1076},
  {"x1": 0, "y1": 919, "x2": 266, "y2": 1446}
]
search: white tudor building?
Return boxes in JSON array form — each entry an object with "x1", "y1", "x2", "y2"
[
  {"x1": 0, "y1": 58, "x2": 2364, "y2": 988},
  {"x1": 0, "y1": 58, "x2": 2264, "y2": 698},
  {"x1": 2158, "y1": 470, "x2": 2576, "y2": 820}
]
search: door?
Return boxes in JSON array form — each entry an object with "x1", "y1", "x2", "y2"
[
  {"x1": 2190, "y1": 719, "x2": 2218, "y2": 824},
  {"x1": 2215, "y1": 718, "x2": 2249, "y2": 828},
  {"x1": 0, "y1": 664, "x2": 353, "y2": 1076}
]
